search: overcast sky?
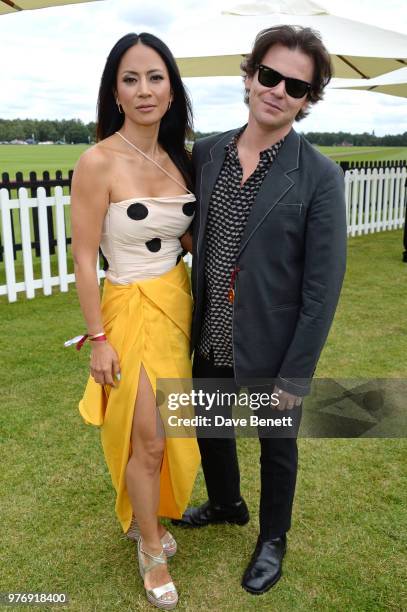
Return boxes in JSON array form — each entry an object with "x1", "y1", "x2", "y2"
[{"x1": 0, "y1": 0, "x2": 406, "y2": 135}]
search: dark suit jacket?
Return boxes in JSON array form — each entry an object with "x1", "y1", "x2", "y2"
[{"x1": 191, "y1": 127, "x2": 347, "y2": 396}]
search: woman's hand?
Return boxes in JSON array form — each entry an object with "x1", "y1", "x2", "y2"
[{"x1": 90, "y1": 341, "x2": 121, "y2": 387}]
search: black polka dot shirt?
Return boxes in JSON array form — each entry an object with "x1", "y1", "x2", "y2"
[{"x1": 197, "y1": 128, "x2": 284, "y2": 367}]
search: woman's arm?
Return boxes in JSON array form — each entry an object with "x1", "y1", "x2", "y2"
[{"x1": 71, "y1": 148, "x2": 120, "y2": 386}]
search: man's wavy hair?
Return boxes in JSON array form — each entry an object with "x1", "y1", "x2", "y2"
[{"x1": 240, "y1": 25, "x2": 333, "y2": 121}]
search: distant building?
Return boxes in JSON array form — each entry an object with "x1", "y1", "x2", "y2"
[{"x1": 340, "y1": 141, "x2": 353, "y2": 147}]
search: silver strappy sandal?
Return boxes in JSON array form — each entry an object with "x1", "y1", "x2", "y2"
[
  {"x1": 127, "y1": 517, "x2": 177, "y2": 557},
  {"x1": 137, "y1": 538, "x2": 178, "y2": 610}
]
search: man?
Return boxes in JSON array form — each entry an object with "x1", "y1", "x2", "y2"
[{"x1": 174, "y1": 25, "x2": 347, "y2": 594}]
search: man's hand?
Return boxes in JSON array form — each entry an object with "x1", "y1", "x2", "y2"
[{"x1": 273, "y1": 386, "x2": 302, "y2": 410}]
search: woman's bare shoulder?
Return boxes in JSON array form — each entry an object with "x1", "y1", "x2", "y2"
[
  {"x1": 74, "y1": 141, "x2": 113, "y2": 174},
  {"x1": 71, "y1": 141, "x2": 118, "y2": 205}
]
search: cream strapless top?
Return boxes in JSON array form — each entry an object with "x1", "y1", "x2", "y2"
[{"x1": 100, "y1": 193, "x2": 195, "y2": 284}]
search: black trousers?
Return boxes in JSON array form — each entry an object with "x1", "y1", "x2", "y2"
[{"x1": 193, "y1": 351, "x2": 301, "y2": 540}]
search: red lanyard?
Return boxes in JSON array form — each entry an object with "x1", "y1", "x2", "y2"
[{"x1": 228, "y1": 266, "x2": 240, "y2": 303}]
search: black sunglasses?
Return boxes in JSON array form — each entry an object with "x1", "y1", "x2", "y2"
[{"x1": 256, "y1": 64, "x2": 311, "y2": 99}]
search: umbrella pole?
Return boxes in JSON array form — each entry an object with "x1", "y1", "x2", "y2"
[{"x1": 0, "y1": 1, "x2": 22, "y2": 12}]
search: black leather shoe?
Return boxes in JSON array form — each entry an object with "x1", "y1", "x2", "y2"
[
  {"x1": 171, "y1": 499, "x2": 249, "y2": 528},
  {"x1": 241, "y1": 534, "x2": 287, "y2": 595}
]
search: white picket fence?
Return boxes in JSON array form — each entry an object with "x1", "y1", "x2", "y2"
[
  {"x1": 0, "y1": 166, "x2": 406, "y2": 303},
  {"x1": 345, "y1": 167, "x2": 406, "y2": 236},
  {"x1": 0, "y1": 186, "x2": 77, "y2": 302}
]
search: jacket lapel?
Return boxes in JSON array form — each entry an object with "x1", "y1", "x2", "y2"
[
  {"x1": 196, "y1": 129, "x2": 240, "y2": 254},
  {"x1": 237, "y1": 128, "x2": 301, "y2": 258}
]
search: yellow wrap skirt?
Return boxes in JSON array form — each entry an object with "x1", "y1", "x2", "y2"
[{"x1": 79, "y1": 260, "x2": 200, "y2": 533}]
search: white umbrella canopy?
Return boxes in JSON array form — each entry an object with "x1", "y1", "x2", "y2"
[
  {"x1": 174, "y1": 0, "x2": 407, "y2": 79},
  {"x1": 0, "y1": 0, "x2": 100, "y2": 15},
  {"x1": 331, "y1": 67, "x2": 407, "y2": 99}
]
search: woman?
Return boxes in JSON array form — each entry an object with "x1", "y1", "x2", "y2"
[{"x1": 70, "y1": 32, "x2": 200, "y2": 610}]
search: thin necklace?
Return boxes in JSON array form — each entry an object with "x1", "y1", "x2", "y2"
[{"x1": 115, "y1": 131, "x2": 192, "y2": 194}]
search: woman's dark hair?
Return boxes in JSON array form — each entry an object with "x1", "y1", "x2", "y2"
[
  {"x1": 240, "y1": 25, "x2": 333, "y2": 121},
  {"x1": 96, "y1": 32, "x2": 193, "y2": 189}
]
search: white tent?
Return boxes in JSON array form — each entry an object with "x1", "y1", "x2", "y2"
[
  {"x1": 174, "y1": 0, "x2": 407, "y2": 79},
  {"x1": 0, "y1": 0, "x2": 100, "y2": 15},
  {"x1": 331, "y1": 68, "x2": 407, "y2": 99}
]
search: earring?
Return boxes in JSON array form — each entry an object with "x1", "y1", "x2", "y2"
[
  {"x1": 167, "y1": 99, "x2": 172, "y2": 112},
  {"x1": 116, "y1": 99, "x2": 124, "y2": 114}
]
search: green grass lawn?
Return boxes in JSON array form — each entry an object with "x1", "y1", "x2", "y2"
[
  {"x1": 0, "y1": 144, "x2": 88, "y2": 178},
  {"x1": 1, "y1": 231, "x2": 406, "y2": 611},
  {"x1": 0, "y1": 145, "x2": 87, "y2": 199},
  {"x1": 317, "y1": 229, "x2": 407, "y2": 378},
  {"x1": 318, "y1": 146, "x2": 407, "y2": 163},
  {"x1": 0, "y1": 145, "x2": 406, "y2": 182}
]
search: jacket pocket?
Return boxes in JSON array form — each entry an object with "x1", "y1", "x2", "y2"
[
  {"x1": 275, "y1": 202, "x2": 303, "y2": 215},
  {"x1": 268, "y1": 302, "x2": 300, "y2": 311}
]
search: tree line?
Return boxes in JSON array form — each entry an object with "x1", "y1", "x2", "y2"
[
  {"x1": 1, "y1": 119, "x2": 407, "y2": 147},
  {"x1": 194, "y1": 130, "x2": 407, "y2": 147},
  {"x1": 0, "y1": 119, "x2": 96, "y2": 144},
  {"x1": 302, "y1": 131, "x2": 407, "y2": 147}
]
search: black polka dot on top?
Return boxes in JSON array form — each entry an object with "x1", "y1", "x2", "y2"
[
  {"x1": 127, "y1": 202, "x2": 149, "y2": 220},
  {"x1": 182, "y1": 201, "x2": 196, "y2": 217},
  {"x1": 145, "y1": 237, "x2": 162, "y2": 253},
  {"x1": 197, "y1": 127, "x2": 284, "y2": 367}
]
